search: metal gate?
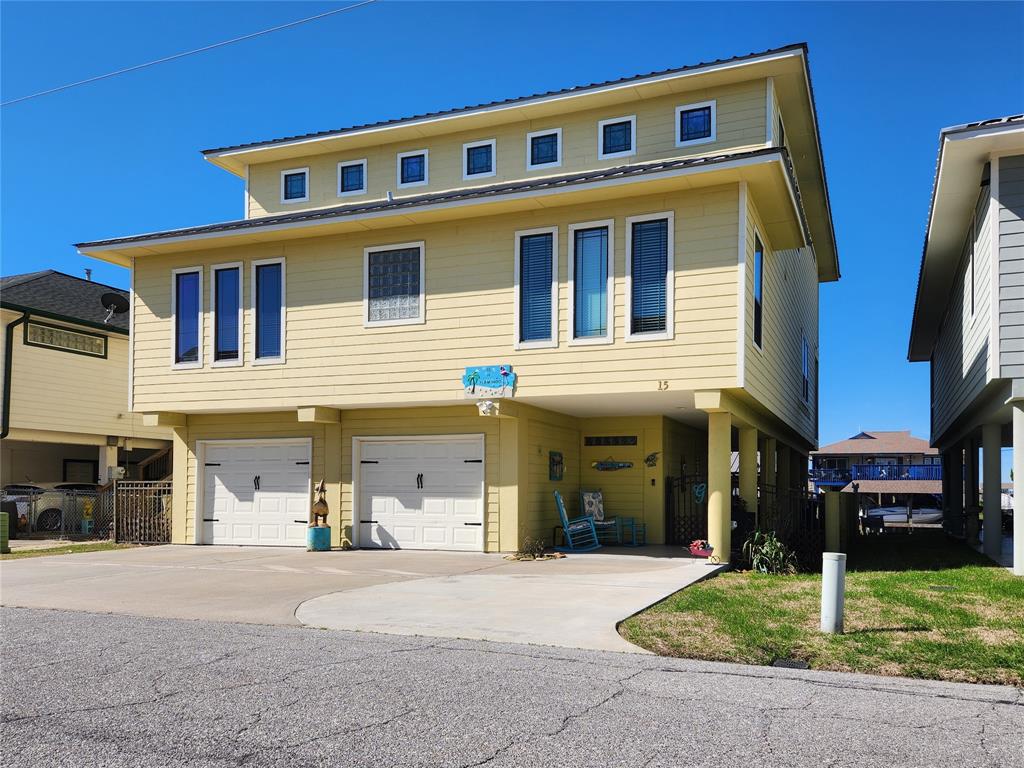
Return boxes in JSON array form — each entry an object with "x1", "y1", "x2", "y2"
[
  {"x1": 96, "y1": 481, "x2": 173, "y2": 544},
  {"x1": 665, "y1": 476, "x2": 709, "y2": 545}
]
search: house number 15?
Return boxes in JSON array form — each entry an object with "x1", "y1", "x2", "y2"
[{"x1": 657, "y1": 380, "x2": 669, "y2": 390}]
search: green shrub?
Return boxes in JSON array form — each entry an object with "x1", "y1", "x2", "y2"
[{"x1": 743, "y1": 530, "x2": 798, "y2": 574}]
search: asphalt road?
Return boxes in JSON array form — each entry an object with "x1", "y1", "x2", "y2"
[{"x1": 2, "y1": 607, "x2": 1022, "y2": 768}]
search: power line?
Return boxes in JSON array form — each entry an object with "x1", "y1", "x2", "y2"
[{"x1": 1, "y1": 0, "x2": 378, "y2": 107}]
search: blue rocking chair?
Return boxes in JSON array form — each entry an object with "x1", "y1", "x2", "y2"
[{"x1": 553, "y1": 490, "x2": 601, "y2": 552}]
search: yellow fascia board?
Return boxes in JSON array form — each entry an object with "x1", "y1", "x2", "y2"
[{"x1": 143, "y1": 412, "x2": 187, "y2": 428}]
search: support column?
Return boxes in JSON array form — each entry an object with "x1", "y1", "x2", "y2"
[
  {"x1": 946, "y1": 446, "x2": 964, "y2": 535},
  {"x1": 1013, "y1": 405, "x2": 1024, "y2": 575},
  {"x1": 982, "y1": 423, "x2": 1003, "y2": 561},
  {"x1": 98, "y1": 444, "x2": 118, "y2": 484},
  {"x1": 170, "y1": 426, "x2": 189, "y2": 544},
  {"x1": 757, "y1": 435, "x2": 769, "y2": 527},
  {"x1": 707, "y1": 411, "x2": 732, "y2": 563},
  {"x1": 965, "y1": 437, "x2": 980, "y2": 545},
  {"x1": 738, "y1": 428, "x2": 758, "y2": 525}
]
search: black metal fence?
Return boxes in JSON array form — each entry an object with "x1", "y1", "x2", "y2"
[
  {"x1": 104, "y1": 481, "x2": 173, "y2": 544},
  {"x1": 666, "y1": 476, "x2": 825, "y2": 567}
]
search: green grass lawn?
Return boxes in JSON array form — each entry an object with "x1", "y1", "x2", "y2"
[
  {"x1": 621, "y1": 535, "x2": 1024, "y2": 685},
  {"x1": 0, "y1": 541, "x2": 136, "y2": 560}
]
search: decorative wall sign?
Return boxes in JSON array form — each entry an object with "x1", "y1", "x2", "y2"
[
  {"x1": 644, "y1": 452, "x2": 660, "y2": 468},
  {"x1": 591, "y1": 458, "x2": 634, "y2": 472},
  {"x1": 463, "y1": 365, "x2": 517, "y2": 398},
  {"x1": 549, "y1": 451, "x2": 564, "y2": 481}
]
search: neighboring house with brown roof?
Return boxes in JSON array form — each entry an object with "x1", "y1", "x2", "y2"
[
  {"x1": 810, "y1": 430, "x2": 941, "y2": 500},
  {"x1": 1, "y1": 271, "x2": 171, "y2": 491}
]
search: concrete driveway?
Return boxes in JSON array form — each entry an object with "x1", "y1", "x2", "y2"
[{"x1": 0, "y1": 545, "x2": 720, "y2": 652}]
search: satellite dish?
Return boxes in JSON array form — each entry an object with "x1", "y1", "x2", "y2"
[{"x1": 100, "y1": 292, "x2": 129, "y2": 324}]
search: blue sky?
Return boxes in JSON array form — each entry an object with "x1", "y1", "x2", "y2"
[{"x1": 2, "y1": 1, "x2": 1022, "y2": 448}]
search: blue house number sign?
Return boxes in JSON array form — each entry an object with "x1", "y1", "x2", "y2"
[{"x1": 462, "y1": 365, "x2": 517, "y2": 398}]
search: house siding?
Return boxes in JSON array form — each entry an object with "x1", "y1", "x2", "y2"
[
  {"x1": 132, "y1": 185, "x2": 741, "y2": 413},
  {"x1": 998, "y1": 154, "x2": 1024, "y2": 378},
  {"x1": 246, "y1": 80, "x2": 768, "y2": 218},
  {"x1": 741, "y1": 192, "x2": 818, "y2": 446},
  {"x1": 932, "y1": 186, "x2": 993, "y2": 439},
  {"x1": 1, "y1": 308, "x2": 166, "y2": 441}
]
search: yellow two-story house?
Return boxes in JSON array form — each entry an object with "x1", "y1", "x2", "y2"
[{"x1": 77, "y1": 44, "x2": 838, "y2": 562}]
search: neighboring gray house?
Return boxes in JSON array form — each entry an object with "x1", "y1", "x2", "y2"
[{"x1": 909, "y1": 115, "x2": 1023, "y2": 575}]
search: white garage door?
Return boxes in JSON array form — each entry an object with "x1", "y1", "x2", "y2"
[
  {"x1": 358, "y1": 438, "x2": 484, "y2": 551},
  {"x1": 201, "y1": 440, "x2": 311, "y2": 547}
]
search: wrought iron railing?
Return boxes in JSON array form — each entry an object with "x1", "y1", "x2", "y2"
[{"x1": 810, "y1": 464, "x2": 942, "y2": 484}]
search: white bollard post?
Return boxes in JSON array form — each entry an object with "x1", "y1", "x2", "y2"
[{"x1": 820, "y1": 552, "x2": 846, "y2": 634}]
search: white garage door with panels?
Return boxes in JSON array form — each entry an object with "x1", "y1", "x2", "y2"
[
  {"x1": 199, "y1": 439, "x2": 311, "y2": 547},
  {"x1": 357, "y1": 436, "x2": 484, "y2": 551}
]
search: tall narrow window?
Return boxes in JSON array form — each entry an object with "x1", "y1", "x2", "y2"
[
  {"x1": 627, "y1": 216, "x2": 672, "y2": 338},
  {"x1": 172, "y1": 268, "x2": 201, "y2": 367},
  {"x1": 571, "y1": 222, "x2": 612, "y2": 342},
  {"x1": 801, "y1": 335, "x2": 810, "y2": 402},
  {"x1": 253, "y1": 259, "x2": 284, "y2": 362},
  {"x1": 212, "y1": 264, "x2": 241, "y2": 364},
  {"x1": 753, "y1": 234, "x2": 764, "y2": 348},
  {"x1": 515, "y1": 228, "x2": 557, "y2": 347},
  {"x1": 364, "y1": 243, "x2": 425, "y2": 326}
]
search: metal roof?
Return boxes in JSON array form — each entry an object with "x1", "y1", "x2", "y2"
[
  {"x1": 201, "y1": 44, "x2": 808, "y2": 156},
  {"x1": 0, "y1": 270, "x2": 129, "y2": 332},
  {"x1": 77, "y1": 147, "x2": 801, "y2": 249}
]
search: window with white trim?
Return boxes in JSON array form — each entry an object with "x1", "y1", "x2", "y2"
[
  {"x1": 338, "y1": 159, "x2": 367, "y2": 196},
  {"x1": 252, "y1": 258, "x2": 285, "y2": 363},
  {"x1": 526, "y1": 129, "x2": 561, "y2": 170},
  {"x1": 753, "y1": 233, "x2": 764, "y2": 348},
  {"x1": 280, "y1": 168, "x2": 309, "y2": 203},
  {"x1": 515, "y1": 227, "x2": 558, "y2": 348},
  {"x1": 569, "y1": 221, "x2": 613, "y2": 343},
  {"x1": 463, "y1": 139, "x2": 496, "y2": 179},
  {"x1": 211, "y1": 263, "x2": 241, "y2": 365},
  {"x1": 598, "y1": 115, "x2": 636, "y2": 160},
  {"x1": 397, "y1": 150, "x2": 428, "y2": 188},
  {"x1": 172, "y1": 267, "x2": 202, "y2": 368},
  {"x1": 676, "y1": 101, "x2": 716, "y2": 146},
  {"x1": 364, "y1": 242, "x2": 425, "y2": 326},
  {"x1": 626, "y1": 213, "x2": 673, "y2": 340}
]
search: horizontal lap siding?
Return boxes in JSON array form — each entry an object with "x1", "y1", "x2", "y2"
[
  {"x1": 933, "y1": 184, "x2": 992, "y2": 438},
  {"x1": 132, "y1": 186, "x2": 740, "y2": 412},
  {"x1": 183, "y1": 413, "x2": 326, "y2": 544},
  {"x1": 247, "y1": 81, "x2": 766, "y2": 218},
  {"x1": 741, "y1": 194, "x2": 818, "y2": 446},
  {"x1": 3, "y1": 314, "x2": 166, "y2": 441},
  {"x1": 998, "y1": 155, "x2": 1024, "y2": 378},
  {"x1": 525, "y1": 417, "x2": 580, "y2": 547},
  {"x1": 340, "y1": 407, "x2": 501, "y2": 552}
]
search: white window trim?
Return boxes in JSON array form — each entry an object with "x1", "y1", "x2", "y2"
[
  {"x1": 525, "y1": 128, "x2": 562, "y2": 171},
  {"x1": 363, "y1": 241, "x2": 426, "y2": 328},
  {"x1": 210, "y1": 261, "x2": 243, "y2": 368},
  {"x1": 250, "y1": 257, "x2": 286, "y2": 365},
  {"x1": 462, "y1": 139, "x2": 497, "y2": 180},
  {"x1": 280, "y1": 167, "x2": 309, "y2": 204},
  {"x1": 396, "y1": 149, "x2": 429, "y2": 189},
  {"x1": 752, "y1": 226, "x2": 765, "y2": 354},
  {"x1": 624, "y1": 211, "x2": 674, "y2": 343},
  {"x1": 513, "y1": 226, "x2": 559, "y2": 350},
  {"x1": 337, "y1": 158, "x2": 368, "y2": 197},
  {"x1": 170, "y1": 266, "x2": 203, "y2": 370},
  {"x1": 597, "y1": 114, "x2": 637, "y2": 161},
  {"x1": 676, "y1": 100, "x2": 717, "y2": 147},
  {"x1": 567, "y1": 219, "x2": 614, "y2": 346}
]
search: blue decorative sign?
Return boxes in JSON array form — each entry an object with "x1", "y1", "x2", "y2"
[{"x1": 462, "y1": 365, "x2": 517, "y2": 398}]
